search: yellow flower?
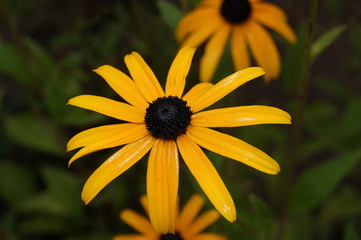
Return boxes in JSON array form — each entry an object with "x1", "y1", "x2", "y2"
[
  {"x1": 114, "y1": 194, "x2": 226, "y2": 240},
  {"x1": 176, "y1": 0, "x2": 296, "y2": 82},
  {"x1": 67, "y1": 46, "x2": 291, "y2": 233}
]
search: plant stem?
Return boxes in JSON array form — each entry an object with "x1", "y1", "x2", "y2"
[{"x1": 274, "y1": 0, "x2": 318, "y2": 238}]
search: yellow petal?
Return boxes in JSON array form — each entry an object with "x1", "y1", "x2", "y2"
[
  {"x1": 113, "y1": 234, "x2": 150, "y2": 240},
  {"x1": 244, "y1": 20, "x2": 280, "y2": 82},
  {"x1": 231, "y1": 25, "x2": 250, "y2": 71},
  {"x1": 189, "y1": 67, "x2": 264, "y2": 112},
  {"x1": 192, "y1": 233, "x2": 227, "y2": 240},
  {"x1": 183, "y1": 210, "x2": 220, "y2": 238},
  {"x1": 81, "y1": 136, "x2": 154, "y2": 204},
  {"x1": 182, "y1": 82, "x2": 213, "y2": 109},
  {"x1": 200, "y1": 23, "x2": 231, "y2": 82},
  {"x1": 165, "y1": 47, "x2": 196, "y2": 97},
  {"x1": 177, "y1": 135, "x2": 236, "y2": 222},
  {"x1": 68, "y1": 124, "x2": 148, "y2": 166},
  {"x1": 119, "y1": 209, "x2": 157, "y2": 237},
  {"x1": 187, "y1": 126, "x2": 280, "y2": 174},
  {"x1": 93, "y1": 65, "x2": 148, "y2": 109},
  {"x1": 253, "y1": 2, "x2": 296, "y2": 43},
  {"x1": 140, "y1": 195, "x2": 149, "y2": 216},
  {"x1": 68, "y1": 95, "x2": 144, "y2": 123},
  {"x1": 176, "y1": 194, "x2": 205, "y2": 232},
  {"x1": 180, "y1": 16, "x2": 223, "y2": 48},
  {"x1": 176, "y1": 8, "x2": 219, "y2": 42},
  {"x1": 147, "y1": 140, "x2": 179, "y2": 234},
  {"x1": 124, "y1": 52, "x2": 164, "y2": 102},
  {"x1": 192, "y1": 105, "x2": 291, "y2": 127},
  {"x1": 67, "y1": 123, "x2": 144, "y2": 151}
]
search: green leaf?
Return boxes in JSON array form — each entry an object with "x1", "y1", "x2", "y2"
[
  {"x1": 291, "y1": 150, "x2": 361, "y2": 212},
  {"x1": 156, "y1": 0, "x2": 183, "y2": 30},
  {"x1": 311, "y1": 25, "x2": 346, "y2": 62},
  {"x1": 4, "y1": 113, "x2": 62, "y2": 155},
  {"x1": 344, "y1": 222, "x2": 360, "y2": 240},
  {"x1": 0, "y1": 162, "x2": 37, "y2": 205}
]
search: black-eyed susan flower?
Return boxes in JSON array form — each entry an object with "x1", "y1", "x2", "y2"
[
  {"x1": 114, "y1": 194, "x2": 226, "y2": 240},
  {"x1": 176, "y1": 0, "x2": 296, "y2": 82},
  {"x1": 67, "y1": 46, "x2": 291, "y2": 234}
]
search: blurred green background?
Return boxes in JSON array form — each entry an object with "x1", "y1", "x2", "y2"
[{"x1": 0, "y1": 0, "x2": 360, "y2": 239}]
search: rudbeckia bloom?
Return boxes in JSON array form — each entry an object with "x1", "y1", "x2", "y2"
[
  {"x1": 114, "y1": 194, "x2": 226, "y2": 240},
  {"x1": 67, "y1": 46, "x2": 291, "y2": 233},
  {"x1": 176, "y1": 0, "x2": 296, "y2": 82}
]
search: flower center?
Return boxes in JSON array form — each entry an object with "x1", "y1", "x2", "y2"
[
  {"x1": 145, "y1": 96, "x2": 192, "y2": 140},
  {"x1": 160, "y1": 232, "x2": 183, "y2": 240},
  {"x1": 220, "y1": 0, "x2": 252, "y2": 24}
]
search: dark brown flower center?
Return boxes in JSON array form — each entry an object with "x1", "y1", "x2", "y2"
[
  {"x1": 160, "y1": 232, "x2": 183, "y2": 240},
  {"x1": 220, "y1": 0, "x2": 252, "y2": 24},
  {"x1": 145, "y1": 96, "x2": 192, "y2": 140}
]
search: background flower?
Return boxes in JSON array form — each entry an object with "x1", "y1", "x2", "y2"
[
  {"x1": 176, "y1": 0, "x2": 296, "y2": 82},
  {"x1": 114, "y1": 194, "x2": 226, "y2": 240}
]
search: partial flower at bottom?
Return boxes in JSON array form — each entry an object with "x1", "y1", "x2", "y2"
[
  {"x1": 67, "y1": 46, "x2": 291, "y2": 234},
  {"x1": 113, "y1": 194, "x2": 226, "y2": 240}
]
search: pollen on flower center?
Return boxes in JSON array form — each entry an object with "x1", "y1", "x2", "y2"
[
  {"x1": 220, "y1": 0, "x2": 252, "y2": 24},
  {"x1": 160, "y1": 232, "x2": 183, "y2": 240},
  {"x1": 145, "y1": 96, "x2": 192, "y2": 140}
]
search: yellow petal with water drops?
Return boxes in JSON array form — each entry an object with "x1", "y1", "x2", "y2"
[
  {"x1": 192, "y1": 233, "x2": 227, "y2": 240},
  {"x1": 81, "y1": 135, "x2": 154, "y2": 204},
  {"x1": 192, "y1": 105, "x2": 291, "y2": 127},
  {"x1": 245, "y1": 21, "x2": 280, "y2": 82},
  {"x1": 183, "y1": 210, "x2": 220, "y2": 238},
  {"x1": 93, "y1": 65, "x2": 148, "y2": 109},
  {"x1": 189, "y1": 67, "x2": 264, "y2": 112},
  {"x1": 147, "y1": 140, "x2": 179, "y2": 234},
  {"x1": 165, "y1": 47, "x2": 196, "y2": 97},
  {"x1": 182, "y1": 82, "x2": 213, "y2": 109},
  {"x1": 200, "y1": 23, "x2": 231, "y2": 82},
  {"x1": 68, "y1": 95, "x2": 144, "y2": 123},
  {"x1": 68, "y1": 124, "x2": 148, "y2": 166},
  {"x1": 176, "y1": 8, "x2": 219, "y2": 42},
  {"x1": 177, "y1": 135, "x2": 236, "y2": 222},
  {"x1": 120, "y1": 209, "x2": 157, "y2": 238},
  {"x1": 176, "y1": 194, "x2": 205, "y2": 232},
  {"x1": 124, "y1": 52, "x2": 164, "y2": 103},
  {"x1": 231, "y1": 25, "x2": 250, "y2": 71},
  {"x1": 253, "y1": 2, "x2": 296, "y2": 44},
  {"x1": 187, "y1": 126, "x2": 280, "y2": 174}
]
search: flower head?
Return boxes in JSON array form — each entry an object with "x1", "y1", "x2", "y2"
[
  {"x1": 176, "y1": 0, "x2": 296, "y2": 82},
  {"x1": 114, "y1": 194, "x2": 226, "y2": 240},
  {"x1": 67, "y1": 47, "x2": 291, "y2": 233}
]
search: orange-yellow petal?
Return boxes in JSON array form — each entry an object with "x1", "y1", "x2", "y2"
[
  {"x1": 231, "y1": 25, "x2": 250, "y2": 71},
  {"x1": 186, "y1": 126, "x2": 280, "y2": 174},
  {"x1": 68, "y1": 95, "x2": 144, "y2": 123},
  {"x1": 68, "y1": 124, "x2": 148, "y2": 166},
  {"x1": 244, "y1": 20, "x2": 280, "y2": 82},
  {"x1": 176, "y1": 194, "x2": 205, "y2": 232},
  {"x1": 113, "y1": 234, "x2": 150, "y2": 240},
  {"x1": 252, "y1": 2, "x2": 296, "y2": 43},
  {"x1": 81, "y1": 135, "x2": 154, "y2": 204},
  {"x1": 182, "y1": 210, "x2": 220, "y2": 238},
  {"x1": 147, "y1": 140, "x2": 179, "y2": 234},
  {"x1": 119, "y1": 209, "x2": 157, "y2": 237},
  {"x1": 165, "y1": 47, "x2": 196, "y2": 97},
  {"x1": 192, "y1": 233, "x2": 227, "y2": 240},
  {"x1": 191, "y1": 105, "x2": 291, "y2": 127},
  {"x1": 124, "y1": 52, "x2": 164, "y2": 102},
  {"x1": 177, "y1": 135, "x2": 236, "y2": 222},
  {"x1": 200, "y1": 23, "x2": 231, "y2": 82},
  {"x1": 93, "y1": 65, "x2": 148, "y2": 109},
  {"x1": 140, "y1": 195, "x2": 149, "y2": 216},
  {"x1": 182, "y1": 82, "x2": 213, "y2": 109},
  {"x1": 188, "y1": 67, "x2": 264, "y2": 112}
]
